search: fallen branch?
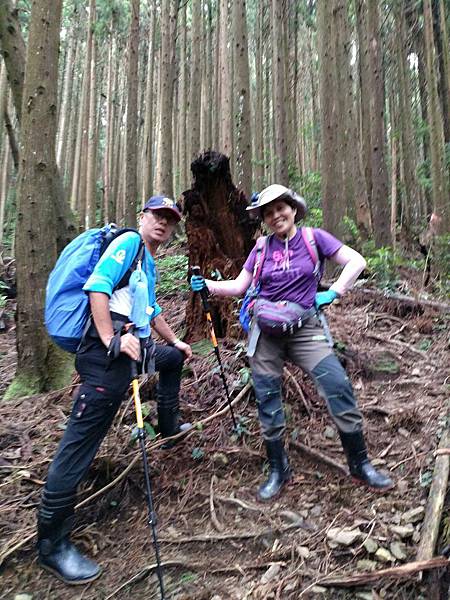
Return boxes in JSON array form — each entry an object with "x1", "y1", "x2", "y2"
[
  {"x1": 416, "y1": 429, "x2": 450, "y2": 564},
  {"x1": 105, "y1": 559, "x2": 285, "y2": 599},
  {"x1": 356, "y1": 288, "x2": 449, "y2": 312},
  {"x1": 319, "y1": 556, "x2": 449, "y2": 587},
  {"x1": 366, "y1": 332, "x2": 430, "y2": 360},
  {"x1": 158, "y1": 521, "x2": 304, "y2": 544},
  {"x1": 283, "y1": 367, "x2": 312, "y2": 416},
  {"x1": 290, "y1": 440, "x2": 348, "y2": 475}
]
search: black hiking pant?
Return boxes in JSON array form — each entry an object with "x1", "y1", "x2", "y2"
[{"x1": 44, "y1": 333, "x2": 184, "y2": 493}]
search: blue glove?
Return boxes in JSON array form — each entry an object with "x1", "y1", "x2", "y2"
[
  {"x1": 314, "y1": 290, "x2": 340, "y2": 310},
  {"x1": 190, "y1": 274, "x2": 206, "y2": 292}
]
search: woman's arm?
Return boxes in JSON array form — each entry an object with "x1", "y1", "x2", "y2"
[
  {"x1": 328, "y1": 245, "x2": 367, "y2": 296},
  {"x1": 204, "y1": 268, "x2": 253, "y2": 297}
]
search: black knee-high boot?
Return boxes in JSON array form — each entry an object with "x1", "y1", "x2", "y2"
[
  {"x1": 157, "y1": 394, "x2": 191, "y2": 449},
  {"x1": 339, "y1": 430, "x2": 394, "y2": 491},
  {"x1": 258, "y1": 439, "x2": 291, "y2": 501},
  {"x1": 37, "y1": 488, "x2": 101, "y2": 585}
]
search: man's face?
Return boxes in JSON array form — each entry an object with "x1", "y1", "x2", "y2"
[{"x1": 140, "y1": 209, "x2": 178, "y2": 246}]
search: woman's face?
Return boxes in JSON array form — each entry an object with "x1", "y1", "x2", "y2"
[{"x1": 262, "y1": 200, "x2": 297, "y2": 238}]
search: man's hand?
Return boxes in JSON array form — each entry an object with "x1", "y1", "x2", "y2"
[
  {"x1": 190, "y1": 274, "x2": 206, "y2": 292},
  {"x1": 174, "y1": 340, "x2": 192, "y2": 360},
  {"x1": 120, "y1": 332, "x2": 141, "y2": 361},
  {"x1": 314, "y1": 290, "x2": 340, "y2": 310}
]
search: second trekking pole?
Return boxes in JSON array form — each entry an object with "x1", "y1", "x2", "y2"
[
  {"x1": 130, "y1": 355, "x2": 166, "y2": 600},
  {"x1": 192, "y1": 266, "x2": 238, "y2": 430}
]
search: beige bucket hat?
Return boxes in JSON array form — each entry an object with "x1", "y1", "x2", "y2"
[{"x1": 246, "y1": 184, "x2": 307, "y2": 220}]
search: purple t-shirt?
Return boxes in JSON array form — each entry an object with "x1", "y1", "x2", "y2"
[{"x1": 243, "y1": 228, "x2": 342, "y2": 309}]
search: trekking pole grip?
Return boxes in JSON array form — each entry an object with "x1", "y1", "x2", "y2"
[{"x1": 192, "y1": 266, "x2": 210, "y2": 310}]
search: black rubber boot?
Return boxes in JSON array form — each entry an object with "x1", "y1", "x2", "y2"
[
  {"x1": 339, "y1": 430, "x2": 394, "y2": 491},
  {"x1": 157, "y1": 404, "x2": 191, "y2": 449},
  {"x1": 257, "y1": 439, "x2": 291, "y2": 501},
  {"x1": 37, "y1": 489, "x2": 102, "y2": 585}
]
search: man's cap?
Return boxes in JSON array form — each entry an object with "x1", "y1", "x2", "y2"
[
  {"x1": 143, "y1": 196, "x2": 182, "y2": 222},
  {"x1": 246, "y1": 184, "x2": 307, "y2": 220}
]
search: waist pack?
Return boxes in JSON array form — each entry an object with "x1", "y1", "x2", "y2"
[
  {"x1": 45, "y1": 224, "x2": 144, "y2": 353},
  {"x1": 254, "y1": 299, "x2": 316, "y2": 337}
]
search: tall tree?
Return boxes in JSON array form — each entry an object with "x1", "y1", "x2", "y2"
[
  {"x1": 271, "y1": 0, "x2": 288, "y2": 183},
  {"x1": 9, "y1": 0, "x2": 67, "y2": 397},
  {"x1": 189, "y1": 0, "x2": 201, "y2": 161},
  {"x1": 232, "y1": 0, "x2": 252, "y2": 198},
  {"x1": 125, "y1": 0, "x2": 140, "y2": 225}
]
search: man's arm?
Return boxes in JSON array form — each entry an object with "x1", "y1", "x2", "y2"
[
  {"x1": 152, "y1": 313, "x2": 192, "y2": 359},
  {"x1": 89, "y1": 292, "x2": 140, "y2": 361}
]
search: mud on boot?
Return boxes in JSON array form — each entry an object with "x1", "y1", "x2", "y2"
[
  {"x1": 37, "y1": 489, "x2": 102, "y2": 585},
  {"x1": 339, "y1": 430, "x2": 394, "y2": 491},
  {"x1": 258, "y1": 438, "x2": 291, "y2": 501}
]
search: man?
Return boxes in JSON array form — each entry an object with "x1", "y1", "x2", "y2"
[{"x1": 37, "y1": 196, "x2": 192, "y2": 584}]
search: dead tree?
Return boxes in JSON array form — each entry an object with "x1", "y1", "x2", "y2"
[{"x1": 183, "y1": 151, "x2": 258, "y2": 342}]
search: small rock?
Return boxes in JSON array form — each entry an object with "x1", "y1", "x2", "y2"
[
  {"x1": 327, "y1": 527, "x2": 363, "y2": 546},
  {"x1": 311, "y1": 586, "x2": 327, "y2": 594},
  {"x1": 280, "y1": 510, "x2": 303, "y2": 525},
  {"x1": 402, "y1": 507, "x2": 425, "y2": 524},
  {"x1": 14, "y1": 596, "x2": 33, "y2": 600},
  {"x1": 375, "y1": 547, "x2": 395, "y2": 563},
  {"x1": 363, "y1": 537, "x2": 378, "y2": 554},
  {"x1": 390, "y1": 541, "x2": 407, "y2": 560},
  {"x1": 260, "y1": 563, "x2": 281, "y2": 584},
  {"x1": 310, "y1": 505, "x2": 322, "y2": 517},
  {"x1": 211, "y1": 596, "x2": 222, "y2": 600},
  {"x1": 356, "y1": 560, "x2": 377, "y2": 572},
  {"x1": 324, "y1": 426, "x2": 335, "y2": 439},
  {"x1": 398, "y1": 428, "x2": 410, "y2": 438},
  {"x1": 299, "y1": 509, "x2": 309, "y2": 518},
  {"x1": 356, "y1": 593, "x2": 374, "y2": 600},
  {"x1": 412, "y1": 367, "x2": 420, "y2": 376},
  {"x1": 390, "y1": 524, "x2": 414, "y2": 539},
  {"x1": 296, "y1": 545, "x2": 310, "y2": 559}
]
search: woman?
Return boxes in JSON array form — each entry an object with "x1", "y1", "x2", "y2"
[{"x1": 191, "y1": 184, "x2": 393, "y2": 501}]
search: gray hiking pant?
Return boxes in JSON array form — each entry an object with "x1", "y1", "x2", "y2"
[{"x1": 249, "y1": 315, "x2": 363, "y2": 440}]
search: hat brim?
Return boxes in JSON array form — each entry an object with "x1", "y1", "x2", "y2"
[{"x1": 246, "y1": 194, "x2": 306, "y2": 220}]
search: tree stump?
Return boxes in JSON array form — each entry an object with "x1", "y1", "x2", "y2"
[{"x1": 182, "y1": 151, "x2": 258, "y2": 343}]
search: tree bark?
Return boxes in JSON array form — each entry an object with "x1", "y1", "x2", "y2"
[
  {"x1": 0, "y1": 0, "x2": 26, "y2": 123},
  {"x1": 183, "y1": 151, "x2": 258, "y2": 342},
  {"x1": 271, "y1": 0, "x2": 288, "y2": 183},
  {"x1": 12, "y1": 0, "x2": 65, "y2": 395}
]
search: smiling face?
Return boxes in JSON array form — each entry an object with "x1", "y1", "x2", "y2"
[
  {"x1": 139, "y1": 209, "x2": 178, "y2": 252},
  {"x1": 261, "y1": 199, "x2": 297, "y2": 239}
]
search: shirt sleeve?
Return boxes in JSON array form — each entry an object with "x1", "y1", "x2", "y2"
[
  {"x1": 243, "y1": 244, "x2": 258, "y2": 274},
  {"x1": 83, "y1": 231, "x2": 142, "y2": 296},
  {"x1": 313, "y1": 228, "x2": 343, "y2": 259},
  {"x1": 152, "y1": 302, "x2": 162, "y2": 319}
]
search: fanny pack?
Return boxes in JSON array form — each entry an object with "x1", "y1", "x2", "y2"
[{"x1": 253, "y1": 299, "x2": 316, "y2": 337}]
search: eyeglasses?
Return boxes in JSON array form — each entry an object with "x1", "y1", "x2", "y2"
[{"x1": 143, "y1": 209, "x2": 179, "y2": 226}]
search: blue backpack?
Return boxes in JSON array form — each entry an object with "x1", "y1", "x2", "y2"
[
  {"x1": 45, "y1": 224, "x2": 144, "y2": 353},
  {"x1": 238, "y1": 227, "x2": 320, "y2": 333}
]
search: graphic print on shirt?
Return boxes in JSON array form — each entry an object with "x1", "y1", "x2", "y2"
[{"x1": 272, "y1": 249, "x2": 293, "y2": 271}]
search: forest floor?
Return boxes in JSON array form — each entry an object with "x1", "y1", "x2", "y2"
[{"x1": 0, "y1": 272, "x2": 449, "y2": 600}]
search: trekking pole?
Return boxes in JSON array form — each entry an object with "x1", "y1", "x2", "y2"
[
  {"x1": 130, "y1": 351, "x2": 166, "y2": 600},
  {"x1": 192, "y1": 266, "x2": 238, "y2": 430},
  {"x1": 316, "y1": 310, "x2": 334, "y2": 348}
]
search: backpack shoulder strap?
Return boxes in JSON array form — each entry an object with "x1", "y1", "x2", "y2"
[
  {"x1": 252, "y1": 235, "x2": 269, "y2": 286},
  {"x1": 113, "y1": 229, "x2": 145, "y2": 290},
  {"x1": 301, "y1": 227, "x2": 321, "y2": 279}
]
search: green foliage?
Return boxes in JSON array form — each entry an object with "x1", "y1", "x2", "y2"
[
  {"x1": 362, "y1": 241, "x2": 403, "y2": 290},
  {"x1": 288, "y1": 168, "x2": 322, "y2": 209},
  {"x1": 157, "y1": 254, "x2": 188, "y2": 296}
]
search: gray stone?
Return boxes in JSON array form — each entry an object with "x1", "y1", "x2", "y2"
[
  {"x1": 310, "y1": 505, "x2": 322, "y2": 517},
  {"x1": 260, "y1": 563, "x2": 281, "y2": 584},
  {"x1": 311, "y1": 586, "x2": 327, "y2": 594},
  {"x1": 14, "y1": 596, "x2": 33, "y2": 600},
  {"x1": 296, "y1": 546, "x2": 310, "y2": 559},
  {"x1": 390, "y1": 541, "x2": 407, "y2": 560},
  {"x1": 375, "y1": 548, "x2": 395, "y2": 563},
  {"x1": 402, "y1": 507, "x2": 425, "y2": 524},
  {"x1": 356, "y1": 560, "x2": 377, "y2": 572},
  {"x1": 363, "y1": 537, "x2": 378, "y2": 554},
  {"x1": 324, "y1": 426, "x2": 335, "y2": 439},
  {"x1": 390, "y1": 524, "x2": 414, "y2": 538},
  {"x1": 327, "y1": 527, "x2": 363, "y2": 546}
]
